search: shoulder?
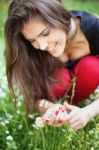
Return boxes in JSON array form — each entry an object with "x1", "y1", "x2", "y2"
[
  {"x1": 70, "y1": 10, "x2": 99, "y2": 29},
  {"x1": 70, "y1": 10, "x2": 99, "y2": 54},
  {"x1": 70, "y1": 10, "x2": 98, "y2": 20}
]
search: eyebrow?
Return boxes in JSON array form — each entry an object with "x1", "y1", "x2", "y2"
[{"x1": 27, "y1": 27, "x2": 47, "y2": 42}]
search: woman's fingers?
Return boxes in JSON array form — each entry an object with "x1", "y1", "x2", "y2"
[
  {"x1": 69, "y1": 116, "x2": 79, "y2": 124},
  {"x1": 73, "y1": 124, "x2": 84, "y2": 131},
  {"x1": 70, "y1": 120, "x2": 81, "y2": 129},
  {"x1": 64, "y1": 109, "x2": 78, "y2": 122},
  {"x1": 63, "y1": 101, "x2": 74, "y2": 112}
]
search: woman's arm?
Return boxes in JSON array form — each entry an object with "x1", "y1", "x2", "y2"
[
  {"x1": 63, "y1": 98, "x2": 99, "y2": 131},
  {"x1": 83, "y1": 98, "x2": 99, "y2": 119}
]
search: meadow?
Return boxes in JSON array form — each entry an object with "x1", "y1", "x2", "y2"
[{"x1": 0, "y1": 0, "x2": 99, "y2": 149}]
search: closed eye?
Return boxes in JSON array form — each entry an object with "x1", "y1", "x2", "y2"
[
  {"x1": 42, "y1": 28, "x2": 50, "y2": 36},
  {"x1": 30, "y1": 29, "x2": 50, "y2": 44},
  {"x1": 26, "y1": 28, "x2": 50, "y2": 44},
  {"x1": 30, "y1": 39, "x2": 35, "y2": 44}
]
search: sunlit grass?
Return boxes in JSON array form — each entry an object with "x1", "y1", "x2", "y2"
[{"x1": 63, "y1": 0, "x2": 99, "y2": 15}]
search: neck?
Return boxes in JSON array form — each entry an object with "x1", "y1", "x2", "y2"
[
  {"x1": 59, "y1": 18, "x2": 78, "y2": 62},
  {"x1": 68, "y1": 18, "x2": 77, "y2": 41},
  {"x1": 64, "y1": 18, "x2": 90, "y2": 61}
]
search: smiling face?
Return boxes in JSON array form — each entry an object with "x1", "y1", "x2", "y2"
[{"x1": 21, "y1": 17, "x2": 67, "y2": 58}]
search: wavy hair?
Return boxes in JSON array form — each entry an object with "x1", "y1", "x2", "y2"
[{"x1": 5, "y1": 0, "x2": 73, "y2": 113}]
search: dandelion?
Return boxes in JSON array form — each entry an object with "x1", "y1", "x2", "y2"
[
  {"x1": 28, "y1": 114, "x2": 35, "y2": 120},
  {"x1": 0, "y1": 117, "x2": 2, "y2": 121},
  {"x1": 16, "y1": 101, "x2": 22, "y2": 107},
  {"x1": 34, "y1": 117, "x2": 45, "y2": 128},
  {"x1": 6, "y1": 135, "x2": 13, "y2": 141},
  {"x1": 96, "y1": 123, "x2": 99, "y2": 128},
  {"x1": 16, "y1": 110, "x2": 21, "y2": 114},
  {"x1": 89, "y1": 130, "x2": 94, "y2": 135},
  {"x1": 0, "y1": 121, "x2": 6, "y2": 126},
  {"x1": 4, "y1": 120, "x2": 10, "y2": 124},
  {"x1": 61, "y1": 129, "x2": 66, "y2": 132},
  {"x1": 6, "y1": 130, "x2": 10, "y2": 134},
  {"x1": 72, "y1": 145, "x2": 75, "y2": 148},
  {"x1": 28, "y1": 131, "x2": 33, "y2": 135},
  {"x1": 90, "y1": 147, "x2": 95, "y2": 150},
  {"x1": 68, "y1": 137, "x2": 72, "y2": 141},
  {"x1": 6, "y1": 113, "x2": 13, "y2": 119},
  {"x1": 0, "y1": 89, "x2": 6, "y2": 98},
  {"x1": 94, "y1": 86, "x2": 99, "y2": 93},
  {"x1": 18, "y1": 124, "x2": 23, "y2": 130},
  {"x1": 32, "y1": 124, "x2": 40, "y2": 129}
]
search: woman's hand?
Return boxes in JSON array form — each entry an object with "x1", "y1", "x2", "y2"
[
  {"x1": 42, "y1": 103, "x2": 67, "y2": 127},
  {"x1": 63, "y1": 102, "x2": 91, "y2": 131}
]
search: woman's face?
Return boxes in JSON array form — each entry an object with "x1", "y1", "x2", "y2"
[{"x1": 21, "y1": 17, "x2": 67, "y2": 58}]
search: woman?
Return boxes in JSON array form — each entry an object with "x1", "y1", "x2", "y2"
[{"x1": 5, "y1": 0, "x2": 99, "y2": 131}]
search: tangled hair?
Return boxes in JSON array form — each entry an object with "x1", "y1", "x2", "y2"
[{"x1": 5, "y1": 0, "x2": 73, "y2": 113}]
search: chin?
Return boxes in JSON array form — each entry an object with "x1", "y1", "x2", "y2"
[{"x1": 52, "y1": 53, "x2": 60, "y2": 58}]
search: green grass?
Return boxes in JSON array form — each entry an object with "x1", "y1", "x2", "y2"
[
  {"x1": 63, "y1": 0, "x2": 99, "y2": 15},
  {"x1": 0, "y1": 94, "x2": 99, "y2": 149},
  {"x1": 0, "y1": 2, "x2": 8, "y2": 58},
  {"x1": 0, "y1": 2, "x2": 8, "y2": 37},
  {"x1": 0, "y1": 1, "x2": 99, "y2": 150}
]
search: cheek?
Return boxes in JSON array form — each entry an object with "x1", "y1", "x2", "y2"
[
  {"x1": 63, "y1": 34, "x2": 67, "y2": 44},
  {"x1": 49, "y1": 30, "x2": 67, "y2": 45},
  {"x1": 32, "y1": 42, "x2": 39, "y2": 49},
  {"x1": 58, "y1": 33, "x2": 67, "y2": 45}
]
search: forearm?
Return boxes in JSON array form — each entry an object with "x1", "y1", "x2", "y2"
[
  {"x1": 84, "y1": 98, "x2": 99, "y2": 119},
  {"x1": 34, "y1": 99, "x2": 54, "y2": 115}
]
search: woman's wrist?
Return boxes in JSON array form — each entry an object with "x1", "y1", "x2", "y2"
[
  {"x1": 34, "y1": 99, "x2": 54, "y2": 114},
  {"x1": 83, "y1": 98, "x2": 99, "y2": 120},
  {"x1": 39, "y1": 99, "x2": 53, "y2": 109}
]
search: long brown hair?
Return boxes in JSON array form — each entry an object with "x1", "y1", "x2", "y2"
[{"x1": 5, "y1": 0, "x2": 72, "y2": 113}]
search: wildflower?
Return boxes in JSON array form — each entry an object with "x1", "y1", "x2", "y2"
[
  {"x1": 6, "y1": 130, "x2": 10, "y2": 134},
  {"x1": 4, "y1": 120, "x2": 10, "y2": 124},
  {"x1": 90, "y1": 147, "x2": 94, "y2": 150},
  {"x1": 39, "y1": 99, "x2": 49, "y2": 108},
  {"x1": 16, "y1": 110, "x2": 21, "y2": 114},
  {"x1": 32, "y1": 124, "x2": 40, "y2": 129},
  {"x1": 61, "y1": 128, "x2": 66, "y2": 132},
  {"x1": 94, "y1": 86, "x2": 99, "y2": 93},
  {"x1": 28, "y1": 114, "x2": 35, "y2": 120},
  {"x1": 6, "y1": 135, "x2": 13, "y2": 141},
  {"x1": 16, "y1": 101, "x2": 22, "y2": 107},
  {"x1": 6, "y1": 113, "x2": 13, "y2": 119},
  {"x1": 18, "y1": 124, "x2": 23, "y2": 130},
  {"x1": 34, "y1": 117, "x2": 44, "y2": 128},
  {"x1": 89, "y1": 130, "x2": 94, "y2": 135},
  {"x1": 28, "y1": 131, "x2": 33, "y2": 135},
  {"x1": 0, "y1": 89, "x2": 5, "y2": 98},
  {"x1": 0, "y1": 121, "x2": 6, "y2": 126}
]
